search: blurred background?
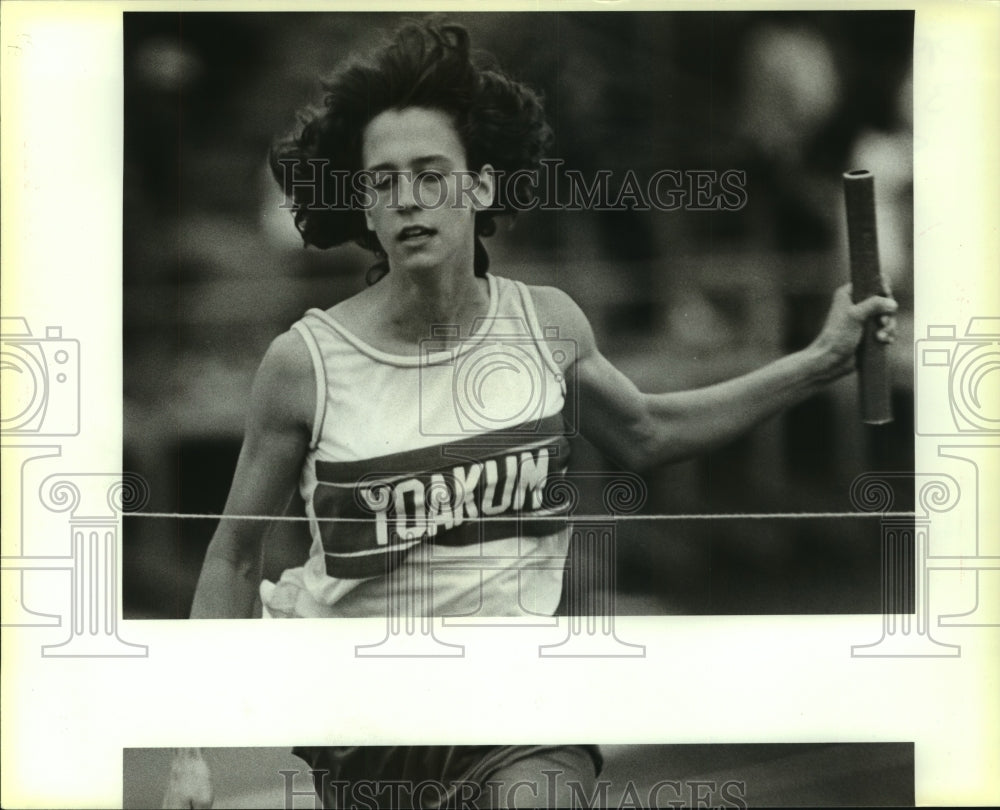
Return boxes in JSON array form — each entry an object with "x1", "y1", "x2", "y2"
[
  {"x1": 122, "y1": 11, "x2": 915, "y2": 619},
  {"x1": 124, "y1": 743, "x2": 913, "y2": 808}
]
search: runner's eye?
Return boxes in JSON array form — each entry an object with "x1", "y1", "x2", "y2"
[
  {"x1": 417, "y1": 170, "x2": 447, "y2": 185},
  {"x1": 371, "y1": 171, "x2": 395, "y2": 191}
]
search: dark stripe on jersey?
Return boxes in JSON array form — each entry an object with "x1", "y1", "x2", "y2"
[
  {"x1": 311, "y1": 416, "x2": 572, "y2": 579},
  {"x1": 315, "y1": 413, "x2": 568, "y2": 482},
  {"x1": 321, "y1": 516, "x2": 570, "y2": 579},
  {"x1": 323, "y1": 543, "x2": 416, "y2": 580}
]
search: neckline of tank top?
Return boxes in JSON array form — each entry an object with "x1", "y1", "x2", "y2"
[{"x1": 302, "y1": 272, "x2": 504, "y2": 368}]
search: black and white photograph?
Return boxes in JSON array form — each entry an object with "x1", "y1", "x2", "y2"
[
  {"x1": 121, "y1": 10, "x2": 914, "y2": 624},
  {"x1": 1, "y1": 3, "x2": 997, "y2": 809}
]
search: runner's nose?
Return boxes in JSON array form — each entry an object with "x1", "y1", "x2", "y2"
[{"x1": 395, "y1": 173, "x2": 418, "y2": 210}]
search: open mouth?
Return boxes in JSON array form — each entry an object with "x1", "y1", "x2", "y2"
[{"x1": 397, "y1": 226, "x2": 437, "y2": 242}]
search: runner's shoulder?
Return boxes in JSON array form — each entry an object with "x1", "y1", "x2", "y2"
[
  {"x1": 525, "y1": 284, "x2": 597, "y2": 355},
  {"x1": 249, "y1": 328, "x2": 316, "y2": 431},
  {"x1": 262, "y1": 328, "x2": 314, "y2": 380}
]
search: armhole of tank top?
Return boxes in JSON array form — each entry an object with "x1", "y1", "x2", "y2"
[
  {"x1": 512, "y1": 280, "x2": 566, "y2": 395},
  {"x1": 291, "y1": 319, "x2": 327, "y2": 450}
]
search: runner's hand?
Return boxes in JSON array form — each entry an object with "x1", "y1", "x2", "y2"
[{"x1": 162, "y1": 748, "x2": 213, "y2": 809}]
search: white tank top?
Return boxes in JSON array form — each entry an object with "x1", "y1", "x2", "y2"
[{"x1": 260, "y1": 274, "x2": 573, "y2": 618}]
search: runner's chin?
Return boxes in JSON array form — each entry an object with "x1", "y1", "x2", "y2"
[{"x1": 390, "y1": 234, "x2": 442, "y2": 269}]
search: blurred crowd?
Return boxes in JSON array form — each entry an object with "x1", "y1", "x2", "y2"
[{"x1": 122, "y1": 11, "x2": 914, "y2": 619}]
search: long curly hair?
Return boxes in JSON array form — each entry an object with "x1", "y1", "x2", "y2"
[{"x1": 269, "y1": 18, "x2": 553, "y2": 283}]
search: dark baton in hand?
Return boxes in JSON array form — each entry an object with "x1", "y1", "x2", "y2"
[{"x1": 843, "y1": 169, "x2": 894, "y2": 425}]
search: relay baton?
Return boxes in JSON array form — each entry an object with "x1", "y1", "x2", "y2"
[{"x1": 843, "y1": 169, "x2": 893, "y2": 425}]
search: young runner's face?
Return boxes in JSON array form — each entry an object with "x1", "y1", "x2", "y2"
[{"x1": 361, "y1": 106, "x2": 492, "y2": 274}]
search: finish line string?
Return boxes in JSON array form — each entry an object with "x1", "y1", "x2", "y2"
[{"x1": 124, "y1": 511, "x2": 917, "y2": 522}]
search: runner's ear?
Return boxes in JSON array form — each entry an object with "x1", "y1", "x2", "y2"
[{"x1": 471, "y1": 164, "x2": 495, "y2": 211}]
